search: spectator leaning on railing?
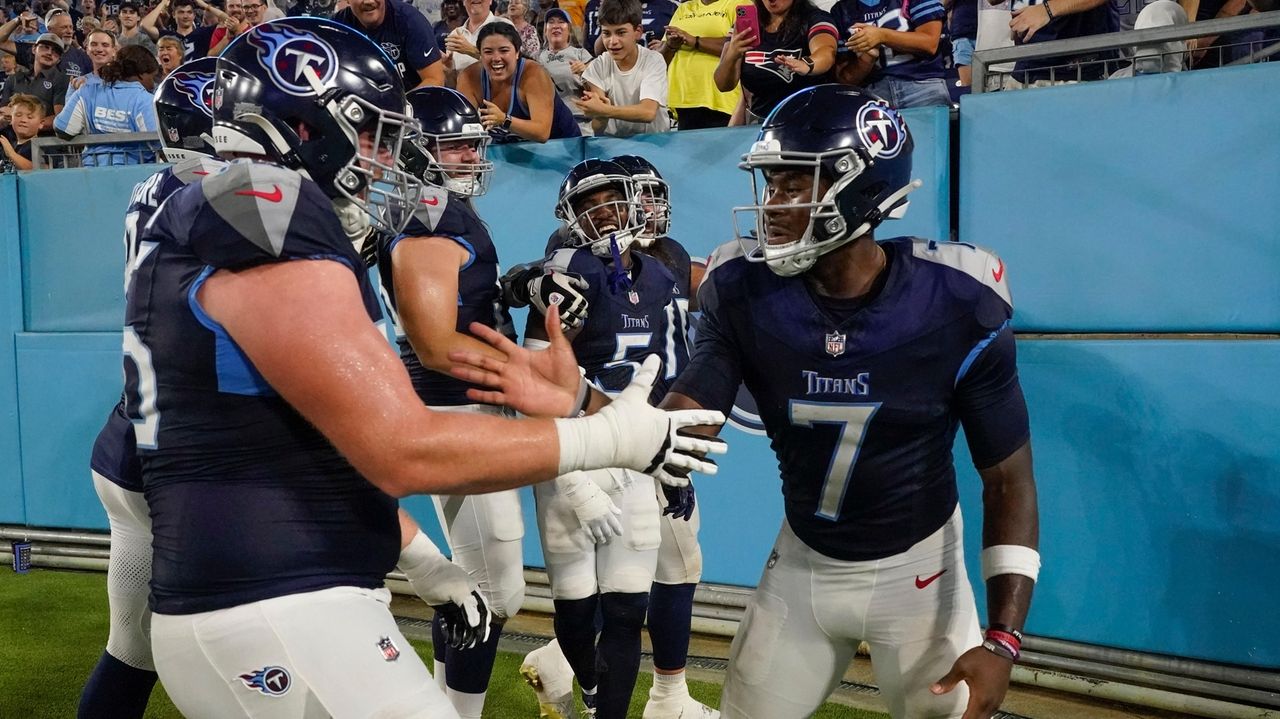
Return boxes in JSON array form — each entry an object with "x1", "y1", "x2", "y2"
[
  {"x1": 576, "y1": 0, "x2": 670, "y2": 136},
  {"x1": 334, "y1": 0, "x2": 445, "y2": 88},
  {"x1": 54, "y1": 43, "x2": 159, "y2": 165},
  {"x1": 0, "y1": 33, "x2": 68, "y2": 130},
  {"x1": 0, "y1": 93, "x2": 44, "y2": 170},
  {"x1": 659, "y1": 0, "x2": 740, "y2": 129},
  {"x1": 831, "y1": 0, "x2": 953, "y2": 107},
  {"x1": 458, "y1": 21, "x2": 582, "y2": 141},
  {"x1": 1002, "y1": 0, "x2": 1118, "y2": 85},
  {"x1": 714, "y1": 0, "x2": 838, "y2": 122},
  {"x1": 538, "y1": 7, "x2": 594, "y2": 134}
]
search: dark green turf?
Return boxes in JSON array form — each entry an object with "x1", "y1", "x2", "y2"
[{"x1": 0, "y1": 569, "x2": 886, "y2": 718}]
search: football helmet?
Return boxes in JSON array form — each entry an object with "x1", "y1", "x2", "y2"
[
  {"x1": 154, "y1": 57, "x2": 217, "y2": 162},
  {"x1": 611, "y1": 154, "x2": 669, "y2": 248},
  {"x1": 555, "y1": 158, "x2": 645, "y2": 259},
  {"x1": 401, "y1": 86, "x2": 494, "y2": 197},
  {"x1": 733, "y1": 85, "x2": 920, "y2": 277},
  {"x1": 213, "y1": 17, "x2": 422, "y2": 234}
]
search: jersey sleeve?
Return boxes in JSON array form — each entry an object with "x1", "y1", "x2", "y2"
[
  {"x1": 161, "y1": 163, "x2": 359, "y2": 272},
  {"x1": 54, "y1": 87, "x2": 88, "y2": 135},
  {"x1": 907, "y1": 0, "x2": 946, "y2": 27},
  {"x1": 806, "y1": 8, "x2": 840, "y2": 40},
  {"x1": 954, "y1": 323, "x2": 1030, "y2": 469},
  {"x1": 668, "y1": 264, "x2": 743, "y2": 414},
  {"x1": 389, "y1": 188, "x2": 473, "y2": 261}
]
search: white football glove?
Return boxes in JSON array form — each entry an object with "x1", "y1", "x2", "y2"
[
  {"x1": 553, "y1": 355, "x2": 728, "y2": 486},
  {"x1": 557, "y1": 470, "x2": 624, "y2": 544},
  {"x1": 501, "y1": 263, "x2": 590, "y2": 333},
  {"x1": 398, "y1": 531, "x2": 491, "y2": 649}
]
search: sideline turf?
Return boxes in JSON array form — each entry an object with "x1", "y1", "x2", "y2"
[{"x1": 0, "y1": 569, "x2": 885, "y2": 718}]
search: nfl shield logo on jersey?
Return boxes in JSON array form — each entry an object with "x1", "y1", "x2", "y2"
[
  {"x1": 377, "y1": 636, "x2": 400, "y2": 662},
  {"x1": 825, "y1": 331, "x2": 846, "y2": 358},
  {"x1": 628, "y1": 290, "x2": 640, "y2": 305}
]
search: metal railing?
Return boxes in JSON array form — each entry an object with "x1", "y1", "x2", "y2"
[
  {"x1": 29, "y1": 132, "x2": 163, "y2": 170},
  {"x1": 972, "y1": 12, "x2": 1280, "y2": 92}
]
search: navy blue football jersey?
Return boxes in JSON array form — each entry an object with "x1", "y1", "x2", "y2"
[
  {"x1": 831, "y1": 0, "x2": 949, "y2": 81},
  {"x1": 672, "y1": 238, "x2": 1030, "y2": 561},
  {"x1": 377, "y1": 186, "x2": 515, "y2": 406},
  {"x1": 529, "y1": 248, "x2": 687, "y2": 403},
  {"x1": 127, "y1": 160, "x2": 399, "y2": 615},
  {"x1": 90, "y1": 157, "x2": 227, "y2": 493}
]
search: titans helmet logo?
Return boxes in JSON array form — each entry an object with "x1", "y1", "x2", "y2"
[
  {"x1": 247, "y1": 23, "x2": 338, "y2": 97},
  {"x1": 856, "y1": 101, "x2": 907, "y2": 159},
  {"x1": 171, "y1": 70, "x2": 215, "y2": 117}
]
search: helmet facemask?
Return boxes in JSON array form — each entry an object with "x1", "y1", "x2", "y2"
[
  {"x1": 402, "y1": 122, "x2": 494, "y2": 197},
  {"x1": 557, "y1": 174, "x2": 647, "y2": 259},
  {"x1": 733, "y1": 139, "x2": 916, "y2": 277},
  {"x1": 632, "y1": 174, "x2": 670, "y2": 248}
]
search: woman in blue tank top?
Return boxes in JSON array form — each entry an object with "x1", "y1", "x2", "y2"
[{"x1": 458, "y1": 22, "x2": 581, "y2": 144}]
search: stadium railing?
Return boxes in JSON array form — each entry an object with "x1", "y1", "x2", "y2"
[
  {"x1": 28, "y1": 132, "x2": 161, "y2": 170},
  {"x1": 972, "y1": 12, "x2": 1280, "y2": 92}
]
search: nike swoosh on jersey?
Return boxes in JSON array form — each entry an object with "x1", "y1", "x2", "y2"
[
  {"x1": 421, "y1": 197, "x2": 440, "y2": 206},
  {"x1": 235, "y1": 184, "x2": 284, "y2": 203},
  {"x1": 915, "y1": 569, "x2": 947, "y2": 589},
  {"x1": 992, "y1": 259, "x2": 1005, "y2": 283}
]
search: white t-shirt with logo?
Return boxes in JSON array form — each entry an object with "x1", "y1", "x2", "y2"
[{"x1": 581, "y1": 45, "x2": 670, "y2": 137}]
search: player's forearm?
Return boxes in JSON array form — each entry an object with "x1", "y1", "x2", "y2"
[
  {"x1": 409, "y1": 329, "x2": 507, "y2": 373},
  {"x1": 978, "y1": 442, "x2": 1039, "y2": 629}
]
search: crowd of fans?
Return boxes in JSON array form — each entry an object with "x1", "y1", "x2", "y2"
[{"x1": 0, "y1": 0, "x2": 1275, "y2": 168}]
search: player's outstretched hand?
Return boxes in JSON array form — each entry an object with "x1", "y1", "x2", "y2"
[
  {"x1": 433, "y1": 591, "x2": 492, "y2": 650},
  {"x1": 398, "y1": 533, "x2": 492, "y2": 649},
  {"x1": 661, "y1": 482, "x2": 696, "y2": 521},
  {"x1": 930, "y1": 645, "x2": 1013, "y2": 719},
  {"x1": 450, "y1": 305, "x2": 583, "y2": 418},
  {"x1": 558, "y1": 470, "x2": 624, "y2": 544},
  {"x1": 560, "y1": 355, "x2": 727, "y2": 484}
]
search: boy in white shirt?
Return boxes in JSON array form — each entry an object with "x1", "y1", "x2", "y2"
[{"x1": 575, "y1": 0, "x2": 671, "y2": 137}]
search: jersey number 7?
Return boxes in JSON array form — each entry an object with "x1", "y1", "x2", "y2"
[{"x1": 789, "y1": 401, "x2": 881, "y2": 521}]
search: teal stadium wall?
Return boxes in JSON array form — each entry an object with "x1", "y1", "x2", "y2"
[{"x1": 0, "y1": 69, "x2": 1276, "y2": 668}]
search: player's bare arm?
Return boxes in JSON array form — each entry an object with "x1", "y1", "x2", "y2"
[
  {"x1": 392, "y1": 235, "x2": 508, "y2": 371},
  {"x1": 932, "y1": 440, "x2": 1038, "y2": 719},
  {"x1": 202, "y1": 259, "x2": 725, "y2": 496}
]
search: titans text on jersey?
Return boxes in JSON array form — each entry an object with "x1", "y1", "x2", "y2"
[{"x1": 672, "y1": 237, "x2": 1029, "y2": 561}]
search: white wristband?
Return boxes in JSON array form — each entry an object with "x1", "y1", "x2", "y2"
[
  {"x1": 554, "y1": 414, "x2": 612, "y2": 475},
  {"x1": 981, "y1": 544, "x2": 1041, "y2": 582},
  {"x1": 398, "y1": 530, "x2": 446, "y2": 573}
]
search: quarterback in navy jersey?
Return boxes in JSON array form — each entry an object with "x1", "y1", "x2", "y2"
[
  {"x1": 671, "y1": 86, "x2": 1039, "y2": 719},
  {"x1": 79, "y1": 58, "x2": 225, "y2": 719},
  {"x1": 452, "y1": 86, "x2": 1039, "y2": 719},
  {"x1": 133, "y1": 19, "x2": 725, "y2": 718}
]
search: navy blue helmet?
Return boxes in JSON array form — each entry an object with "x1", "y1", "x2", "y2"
[
  {"x1": 734, "y1": 85, "x2": 918, "y2": 276},
  {"x1": 154, "y1": 57, "x2": 217, "y2": 162},
  {"x1": 555, "y1": 158, "x2": 646, "y2": 258},
  {"x1": 213, "y1": 17, "x2": 422, "y2": 234},
  {"x1": 402, "y1": 87, "x2": 494, "y2": 197},
  {"x1": 611, "y1": 154, "x2": 669, "y2": 247}
]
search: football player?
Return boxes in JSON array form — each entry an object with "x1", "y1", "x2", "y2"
[
  {"x1": 450, "y1": 85, "x2": 1040, "y2": 719},
  {"x1": 78, "y1": 57, "x2": 227, "y2": 719},
  {"x1": 376, "y1": 85, "x2": 592, "y2": 719},
  {"x1": 129, "y1": 18, "x2": 724, "y2": 718},
  {"x1": 519, "y1": 158, "x2": 691, "y2": 719}
]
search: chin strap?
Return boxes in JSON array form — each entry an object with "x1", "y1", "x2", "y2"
[{"x1": 606, "y1": 233, "x2": 632, "y2": 294}]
